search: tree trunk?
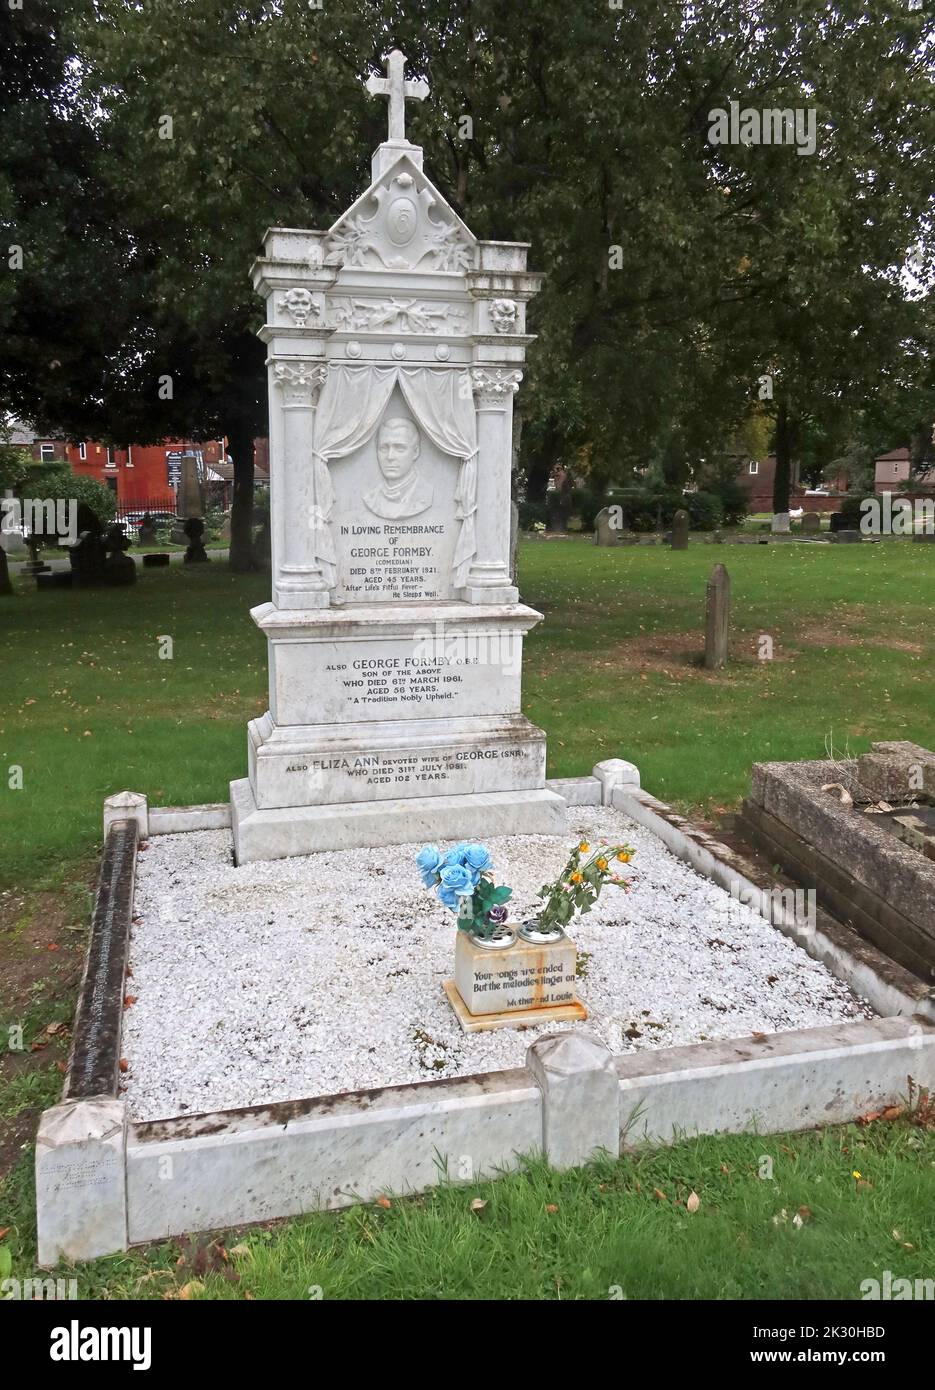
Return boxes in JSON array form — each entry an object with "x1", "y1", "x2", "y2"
[
  {"x1": 0, "y1": 545, "x2": 12, "y2": 596},
  {"x1": 772, "y1": 400, "x2": 793, "y2": 514},
  {"x1": 227, "y1": 418, "x2": 256, "y2": 572}
]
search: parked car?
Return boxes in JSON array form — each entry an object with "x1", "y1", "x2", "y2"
[{"x1": 121, "y1": 510, "x2": 178, "y2": 541}]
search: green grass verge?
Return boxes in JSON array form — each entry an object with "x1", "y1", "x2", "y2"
[{"x1": 3, "y1": 1120, "x2": 933, "y2": 1300}]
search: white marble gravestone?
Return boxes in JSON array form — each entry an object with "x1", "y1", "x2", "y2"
[{"x1": 231, "y1": 51, "x2": 565, "y2": 862}]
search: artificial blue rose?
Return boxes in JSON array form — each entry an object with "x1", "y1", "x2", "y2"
[
  {"x1": 440, "y1": 843, "x2": 469, "y2": 868},
  {"x1": 439, "y1": 863, "x2": 473, "y2": 895},
  {"x1": 437, "y1": 884, "x2": 462, "y2": 911},
  {"x1": 462, "y1": 843, "x2": 491, "y2": 872},
  {"x1": 416, "y1": 844, "x2": 443, "y2": 887}
]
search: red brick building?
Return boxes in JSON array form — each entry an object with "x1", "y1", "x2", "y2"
[{"x1": 27, "y1": 436, "x2": 269, "y2": 509}]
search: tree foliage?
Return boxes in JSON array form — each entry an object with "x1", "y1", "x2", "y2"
[{"x1": 2, "y1": 0, "x2": 933, "y2": 535}]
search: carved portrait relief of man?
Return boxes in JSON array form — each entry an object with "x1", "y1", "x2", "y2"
[{"x1": 364, "y1": 417, "x2": 434, "y2": 520}]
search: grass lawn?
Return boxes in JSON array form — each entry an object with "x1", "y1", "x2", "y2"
[{"x1": 1, "y1": 536, "x2": 933, "y2": 1299}]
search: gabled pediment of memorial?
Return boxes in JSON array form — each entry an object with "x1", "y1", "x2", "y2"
[{"x1": 323, "y1": 152, "x2": 477, "y2": 276}]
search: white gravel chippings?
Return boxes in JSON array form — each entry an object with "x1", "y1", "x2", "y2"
[{"x1": 121, "y1": 807, "x2": 873, "y2": 1120}]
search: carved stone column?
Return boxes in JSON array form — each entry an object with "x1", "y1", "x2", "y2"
[
  {"x1": 462, "y1": 367, "x2": 522, "y2": 605},
  {"x1": 271, "y1": 359, "x2": 330, "y2": 610}
]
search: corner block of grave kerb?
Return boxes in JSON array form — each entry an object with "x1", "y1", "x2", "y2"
[
  {"x1": 526, "y1": 1031, "x2": 619, "y2": 1169},
  {"x1": 35, "y1": 1094, "x2": 127, "y2": 1266},
  {"x1": 592, "y1": 759, "x2": 641, "y2": 804},
  {"x1": 103, "y1": 790, "x2": 148, "y2": 839}
]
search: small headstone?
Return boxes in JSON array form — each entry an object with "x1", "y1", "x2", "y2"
[
  {"x1": 220, "y1": 512, "x2": 232, "y2": 544},
  {"x1": 771, "y1": 511, "x2": 791, "y2": 534},
  {"x1": 142, "y1": 553, "x2": 170, "y2": 568},
  {"x1": 832, "y1": 530, "x2": 861, "y2": 544},
  {"x1": 801, "y1": 512, "x2": 821, "y2": 534},
  {"x1": 828, "y1": 511, "x2": 848, "y2": 532},
  {"x1": 137, "y1": 513, "x2": 158, "y2": 545},
  {"x1": 103, "y1": 524, "x2": 136, "y2": 585},
  {"x1": 0, "y1": 491, "x2": 26, "y2": 555},
  {"x1": 593, "y1": 507, "x2": 618, "y2": 547},
  {"x1": 671, "y1": 509, "x2": 689, "y2": 550},
  {"x1": 68, "y1": 530, "x2": 107, "y2": 586},
  {"x1": 704, "y1": 563, "x2": 730, "y2": 670},
  {"x1": 712, "y1": 529, "x2": 724, "y2": 544},
  {"x1": 182, "y1": 517, "x2": 209, "y2": 564}
]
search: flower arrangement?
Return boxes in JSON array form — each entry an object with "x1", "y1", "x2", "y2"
[
  {"x1": 532, "y1": 839, "x2": 635, "y2": 934},
  {"x1": 416, "y1": 842, "x2": 513, "y2": 940}
]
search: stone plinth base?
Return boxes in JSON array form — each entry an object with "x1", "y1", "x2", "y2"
[
  {"x1": 230, "y1": 778, "x2": 565, "y2": 863},
  {"x1": 443, "y1": 980, "x2": 587, "y2": 1033},
  {"x1": 248, "y1": 711, "x2": 547, "y2": 809}
]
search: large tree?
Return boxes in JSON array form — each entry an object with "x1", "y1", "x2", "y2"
[{"x1": 4, "y1": 0, "x2": 934, "y2": 540}]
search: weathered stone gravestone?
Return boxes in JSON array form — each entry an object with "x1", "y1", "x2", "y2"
[
  {"x1": 771, "y1": 511, "x2": 791, "y2": 534},
  {"x1": 177, "y1": 456, "x2": 203, "y2": 520},
  {"x1": 137, "y1": 513, "x2": 158, "y2": 545},
  {"x1": 704, "y1": 563, "x2": 730, "y2": 669},
  {"x1": 594, "y1": 507, "x2": 618, "y2": 547},
  {"x1": 230, "y1": 50, "x2": 564, "y2": 862},
  {"x1": 801, "y1": 511, "x2": 821, "y2": 534},
  {"x1": 671, "y1": 508, "x2": 689, "y2": 550}
]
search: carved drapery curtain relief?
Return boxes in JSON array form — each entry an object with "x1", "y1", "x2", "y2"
[{"x1": 311, "y1": 364, "x2": 477, "y2": 589}]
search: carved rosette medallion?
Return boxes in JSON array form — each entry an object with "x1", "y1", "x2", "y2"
[{"x1": 272, "y1": 360, "x2": 328, "y2": 407}]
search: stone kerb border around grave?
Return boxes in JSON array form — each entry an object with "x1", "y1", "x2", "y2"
[{"x1": 34, "y1": 778, "x2": 935, "y2": 1264}]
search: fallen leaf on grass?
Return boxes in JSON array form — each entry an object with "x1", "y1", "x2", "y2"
[
  {"x1": 470, "y1": 1198, "x2": 487, "y2": 1216},
  {"x1": 653, "y1": 1188, "x2": 667, "y2": 1202},
  {"x1": 751, "y1": 1031, "x2": 769, "y2": 1043},
  {"x1": 119, "y1": 1059, "x2": 129, "y2": 1073},
  {"x1": 0, "y1": 1228, "x2": 9, "y2": 1241},
  {"x1": 856, "y1": 1179, "x2": 874, "y2": 1193},
  {"x1": 178, "y1": 1281, "x2": 204, "y2": 1300},
  {"x1": 793, "y1": 1206, "x2": 812, "y2": 1229},
  {"x1": 686, "y1": 1191, "x2": 700, "y2": 1213},
  {"x1": 229, "y1": 1244, "x2": 253, "y2": 1260},
  {"x1": 375, "y1": 1196, "x2": 392, "y2": 1209},
  {"x1": 545, "y1": 1203, "x2": 559, "y2": 1214}
]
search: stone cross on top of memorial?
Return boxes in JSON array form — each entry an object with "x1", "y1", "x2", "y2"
[{"x1": 230, "y1": 50, "x2": 565, "y2": 864}]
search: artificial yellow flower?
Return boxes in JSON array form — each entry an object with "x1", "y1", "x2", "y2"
[
  {"x1": 596, "y1": 857, "x2": 608, "y2": 871},
  {"x1": 578, "y1": 841, "x2": 590, "y2": 853},
  {"x1": 570, "y1": 871, "x2": 583, "y2": 883},
  {"x1": 617, "y1": 851, "x2": 631, "y2": 863}
]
